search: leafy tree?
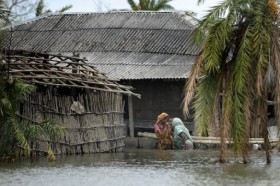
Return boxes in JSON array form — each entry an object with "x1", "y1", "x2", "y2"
[
  {"x1": 36, "y1": 0, "x2": 72, "y2": 17},
  {"x1": 0, "y1": 68, "x2": 65, "y2": 161},
  {"x1": 127, "y1": 0, "x2": 174, "y2": 11},
  {"x1": 183, "y1": 0, "x2": 280, "y2": 164},
  {"x1": 0, "y1": 1, "x2": 64, "y2": 161}
]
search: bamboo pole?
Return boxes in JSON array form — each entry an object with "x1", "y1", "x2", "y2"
[{"x1": 137, "y1": 132, "x2": 279, "y2": 144}]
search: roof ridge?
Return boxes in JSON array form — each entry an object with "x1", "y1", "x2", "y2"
[
  {"x1": 60, "y1": 10, "x2": 187, "y2": 15},
  {"x1": 13, "y1": 27, "x2": 193, "y2": 32},
  {"x1": 3, "y1": 11, "x2": 198, "y2": 30}
]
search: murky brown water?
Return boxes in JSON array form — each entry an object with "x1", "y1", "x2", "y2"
[{"x1": 0, "y1": 149, "x2": 280, "y2": 186}]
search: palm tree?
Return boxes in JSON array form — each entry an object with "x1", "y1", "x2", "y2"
[
  {"x1": 36, "y1": 0, "x2": 72, "y2": 17},
  {"x1": 183, "y1": 0, "x2": 280, "y2": 164},
  {"x1": 127, "y1": 0, "x2": 174, "y2": 11}
]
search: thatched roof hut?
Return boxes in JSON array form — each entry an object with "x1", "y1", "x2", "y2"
[{"x1": 1, "y1": 49, "x2": 140, "y2": 155}]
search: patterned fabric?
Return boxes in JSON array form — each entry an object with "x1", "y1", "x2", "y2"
[
  {"x1": 154, "y1": 113, "x2": 173, "y2": 150},
  {"x1": 156, "y1": 112, "x2": 169, "y2": 124}
]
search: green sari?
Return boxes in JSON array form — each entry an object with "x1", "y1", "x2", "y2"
[{"x1": 172, "y1": 118, "x2": 193, "y2": 150}]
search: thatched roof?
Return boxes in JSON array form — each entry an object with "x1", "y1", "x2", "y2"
[
  {"x1": 1, "y1": 50, "x2": 140, "y2": 97},
  {"x1": 3, "y1": 11, "x2": 200, "y2": 80}
]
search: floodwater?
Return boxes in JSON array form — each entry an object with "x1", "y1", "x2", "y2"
[{"x1": 1, "y1": 149, "x2": 280, "y2": 186}]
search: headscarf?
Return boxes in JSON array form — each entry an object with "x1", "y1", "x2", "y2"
[
  {"x1": 172, "y1": 118, "x2": 192, "y2": 141},
  {"x1": 156, "y1": 112, "x2": 169, "y2": 124}
]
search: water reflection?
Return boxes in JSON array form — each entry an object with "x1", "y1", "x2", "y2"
[{"x1": 0, "y1": 149, "x2": 280, "y2": 186}]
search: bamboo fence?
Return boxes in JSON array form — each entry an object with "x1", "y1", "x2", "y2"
[{"x1": 22, "y1": 89, "x2": 126, "y2": 155}]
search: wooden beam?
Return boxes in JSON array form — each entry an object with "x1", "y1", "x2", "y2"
[
  {"x1": 128, "y1": 94, "x2": 134, "y2": 137},
  {"x1": 25, "y1": 80, "x2": 141, "y2": 98},
  {"x1": 13, "y1": 75, "x2": 136, "y2": 91}
]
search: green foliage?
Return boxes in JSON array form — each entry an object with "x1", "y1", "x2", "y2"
[
  {"x1": 0, "y1": 0, "x2": 9, "y2": 25},
  {"x1": 0, "y1": 0, "x2": 64, "y2": 161},
  {"x1": 184, "y1": 0, "x2": 280, "y2": 163},
  {"x1": 36, "y1": 0, "x2": 44, "y2": 17},
  {"x1": 127, "y1": 0, "x2": 174, "y2": 11},
  {"x1": 194, "y1": 72, "x2": 220, "y2": 136},
  {"x1": 0, "y1": 71, "x2": 65, "y2": 161},
  {"x1": 35, "y1": 0, "x2": 72, "y2": 17},
  {"x1": 128, "y1": 0, "x2": 139, "y2": 10},
  {"x1": 58, "y1": 5, "x2": 73, "y2": 13}
]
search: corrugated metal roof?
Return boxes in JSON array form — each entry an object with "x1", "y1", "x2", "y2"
[
  {"x1": 4, "y1": 11, "x2": 200, "y2": 80},
  {"x1": 58, "y1": 52, "x2": 195, "y2": 80},
  {"x1": 13, "y1": 11, "x2": 197, "y2": 31},
  {"x1": 5, "y1": 11, "x2": 200, "y2": 55}
]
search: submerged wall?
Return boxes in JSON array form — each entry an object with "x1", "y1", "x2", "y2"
[{"x1": 21, "y1": 88, "x2": 126, "y2": 155}]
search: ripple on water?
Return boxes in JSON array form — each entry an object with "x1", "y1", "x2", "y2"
[{"x1": 0, "y1": 149, "x2": 280, "y2": 186}]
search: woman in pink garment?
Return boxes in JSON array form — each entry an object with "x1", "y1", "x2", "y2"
[{"x1": 154, "y1": 113, "x2": 173, "y2": 150}]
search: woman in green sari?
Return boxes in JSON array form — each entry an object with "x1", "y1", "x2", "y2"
[{"x1": 172, "y1": 118, "x2": 193, "y2": 150}]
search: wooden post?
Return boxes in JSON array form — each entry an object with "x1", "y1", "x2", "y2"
[{"x1": 128, "y1": 94, "x2": 134, "y2": 137}]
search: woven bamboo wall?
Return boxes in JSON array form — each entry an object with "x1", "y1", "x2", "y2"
[{"x1": 21, "y1": 87, "x2": 126, "y2": 155}]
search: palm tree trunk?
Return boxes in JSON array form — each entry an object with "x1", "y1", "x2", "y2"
[
  {"x1": 219, "y1": 74, "x2": 228, "y2": 163},
  {"x1": 261, "y1": 97, "x2": 271, "y2": 164},
  {"x1": 219, "y1": 120, "x2": 227, "y2": 163},
  {"x1": 242, "y1": 107, "x2": 251, "y2": 164},
  {"x1": 242, "y1": 76, "x2": 256, "y2": 163}
]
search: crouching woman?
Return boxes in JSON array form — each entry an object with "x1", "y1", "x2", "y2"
[{"x1": 172, "y1": 118, "x2": 193, "y2": 150}]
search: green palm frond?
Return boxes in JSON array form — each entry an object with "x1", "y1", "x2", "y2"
[
  {"x1": 232, "y1": 26, "x2": 255, "y2": 158},
  {"x1": 48, "y1": 146, "x2": 56, "y2": 161},
  {"x1": 250, "y1": 3, "x2": 271, "y2": 96},
  {"x1": 197, "y1": 0, "x2": 205, "y2": 5},
  {"x1": 232, "y1": 28, "x2": 252, "y2": 91},
  {"x1": 58, "y1": 5, "x2": 73, "y2": 13},
  {"x1": 198, "y1": 1, "x2": 232, "y2": 30},
  {"x1": 192, "y1": 0, "x2": 233, "y2": 46},
  {"x1": 227, "y1": 25, "x2": 253, "y2": 153},
  {"x1": 17, "y1": 81, "x2": 36, "y2": 98},
  {"x1": 36, "y1": 0, "x2": 72, "y2": 17},
  {"x1": 150, "y1": 0, "x2": 156, "y2": 8},
  {"x1": 127, "y1": 0, "x2": 174, "y2": 11},
  {"x1": 0, "y1": 97, "x2": 11, "y2": 115},
  {"x1": 154, "y1": 0, "x2": 174, "y2": 10},
  {"x1": 139, "y1": 0, "x2": 148, "y2": 9},
  {"x1": 194, "y1": 72, "x2": 220, "y2": 136},
  {"x1": 6, "y1": 116, "x2": 31, "y2": 154},
  {"x1": 182, "y1": 51, "x2": 204, "y2": 118},
  {"x1": 128, "y1": 0, "x2": 140, "y2": 10},
  {"x1": 4, "y1": 80, "x2": 36, "y2": 107},
  {"x1": 0, "y1": 75, "x2": 64, "y2": 160},
  {"x1": 36, "y1": 0, "x2": 44, "y2": 17},
  {"x1": 203, "y1": 17, "x2": 234, "y2": 73},
  {"x1": 38, "y1": 120, "x2": 65, "y2": 141}
]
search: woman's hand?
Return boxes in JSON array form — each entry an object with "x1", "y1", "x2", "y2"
[
  {"x1": 179, "y1": 132, "x2": 189, "y2": 150},
  {"x1": 183, "y1": 143, "x2": 189, "y2": 150}
]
